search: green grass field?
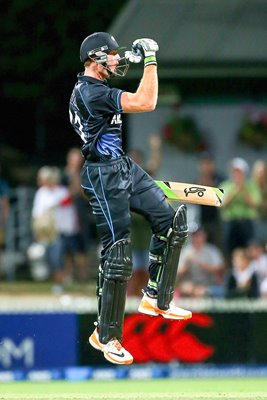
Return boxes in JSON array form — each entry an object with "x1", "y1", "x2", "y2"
[{"x1": 0, "y1": 378, "x2": 267, "y2": 400}]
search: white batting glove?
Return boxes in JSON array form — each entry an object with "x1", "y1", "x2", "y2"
[
  {"x1": 132, "y1": 38, "x2": 159, "y2": 67},
  {"x1": 125, "y1": 50, "x2": 142, "y2": 63}
]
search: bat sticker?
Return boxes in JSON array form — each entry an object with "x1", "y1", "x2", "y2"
[{"x1": 184, "y1": 186, "x2": 206, "y2": 197}]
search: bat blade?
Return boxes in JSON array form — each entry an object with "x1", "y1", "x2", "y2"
[{"x1": 155, "y1": 180, "x2": 224, "y2": 207}]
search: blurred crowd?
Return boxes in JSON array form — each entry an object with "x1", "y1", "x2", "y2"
[
  {"x1": 0, "y1": 141, "x2": 267, "y2": 299},
  {"x1": 0, "y1": 147, "x2": 98, "y2": 293},
  {"x1": 176, "y1": 152, "x2": 267, "y2": 300}
]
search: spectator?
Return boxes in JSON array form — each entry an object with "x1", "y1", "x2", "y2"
[
  {"x1": 32, "y1": 166, "x2": 65, "y2": 291},
  {"x1": 177, "y1": 226, "x2": 225, "y2": 298},
  {"x1": 251, "y1": 159, "x2": 267, "y2": 243},
  {"x1": 63, "y1": 147, "x2": 84, "y2": 199},
  {"x1": 62, "y1": 147, "x2": 98, "y2": 280},
  {"x1": 247, "y1": 240, "x2": 267, "y2": 298},
  {"x1": 196, "y1": 151, "x2": 225, "y2": 249},
  {"x1": 127, "y1": 135, "x2": 162, "y2": 296},
  {"x1": 62, "y1": 147, "x2": 98, "y2": 251},
  {"x1": 128, "y1": 134, "x2": 162, "y2": 177},
  {"x1": 220, "y1": 157, "x2": 261, "y2": 260},
  {"x1": 225, "y1": 247, "x2": 259, "y2": 299},
  {"x1": 31, "y1": 166, "x2": 87, "y2": 292}
]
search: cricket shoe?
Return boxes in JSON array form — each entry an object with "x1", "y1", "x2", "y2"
[
  {"x1": 89, "y1": 328, "x2": 133, "y2": 365},
  {"x1": 138, "y1": 293, "x2": 192, "y2": 320},
  {"x1": 89, "y1": 328, "x2": 104, "y2": 351}
]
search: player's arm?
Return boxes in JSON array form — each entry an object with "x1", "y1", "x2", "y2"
[
  {"x1": 121, "y1": 38, "x2": 159, "y2": 113},
  {"x1": 121, "y1": 66, "x2": 158, "y2": 112}
]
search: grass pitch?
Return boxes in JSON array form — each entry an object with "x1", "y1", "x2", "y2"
[{"x1": 0, "y1": 378, "x2": 267, "y2": 400}]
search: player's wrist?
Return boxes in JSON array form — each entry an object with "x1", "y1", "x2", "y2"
[{"x1": 144, "y1": 55, "x2": 157, "y2": 67}]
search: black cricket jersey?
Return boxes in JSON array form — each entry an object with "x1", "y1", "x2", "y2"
[{"x1": 69, "y1": 74, "x2": 125, "y2": 160}]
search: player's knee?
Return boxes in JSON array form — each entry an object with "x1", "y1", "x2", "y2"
[
  {"x1": 104, "y1": 238, "x2": 132, "y2": 281},
  {"x1": 153, "y1": 206, "x2": 175, "y2": 237},
  {"x1": 171, "y1": 204, "x2": 188, "y2": 245}
]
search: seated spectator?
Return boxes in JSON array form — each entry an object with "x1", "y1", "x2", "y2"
[
  {"x1": 247, "y1": 240, "x2": 267, "y2": 298},
  {"x1": 177, "y1": 226, "x2": 225, "y2": 298},
  {"x1": 225, "y1": 247, "x2": 259, "y2": 299}
]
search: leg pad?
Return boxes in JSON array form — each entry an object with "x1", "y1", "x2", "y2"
[
  {"x1": 98, "y1": 239, "x2": 132, "y2": 343},
  {"x1": 157, "y1": 204, "x2": 188, "y2": 310}
]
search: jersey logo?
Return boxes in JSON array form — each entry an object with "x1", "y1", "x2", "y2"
[{"x1": 110, "y1": 114, "x2": 122, "y2": 125}]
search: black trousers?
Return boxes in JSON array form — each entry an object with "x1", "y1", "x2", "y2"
[
  {"x1": 81, "y1": 156, "x2": 175, "y2": 276},
  {"x1": 223, "y1": 219, "x2": 255, "y2": 258}
]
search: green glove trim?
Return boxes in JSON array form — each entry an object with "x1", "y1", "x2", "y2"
[{"x1": 144, "y1": 55, "x2": 157, "y2": 66}]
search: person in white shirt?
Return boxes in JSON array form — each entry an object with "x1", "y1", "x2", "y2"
[
  {"x1": 32, "y1": 166, "x2": 86, "y2": 292},
  {"x1": 177, "y1": 226, "x2": 225, "y2": 298}
]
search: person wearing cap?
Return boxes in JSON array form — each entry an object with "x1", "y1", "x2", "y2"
[
  {"x1": 68, "y1": 32, "x2": 192, "y2": 365},
  {"x1": 220, "y1": 157, "x2": 262, "y2": 260}
]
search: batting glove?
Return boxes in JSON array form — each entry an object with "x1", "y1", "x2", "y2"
[
  {"x1": 132, "y1": 38, "x2": 159, "y2": 67},
  {"x1": 125, "y1": 50, "x2": 142, "y2": 64}
]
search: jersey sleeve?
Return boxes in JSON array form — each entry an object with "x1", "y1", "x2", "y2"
[{"x1": 90, "y1": 84, "x2": 124, "y2": 114}]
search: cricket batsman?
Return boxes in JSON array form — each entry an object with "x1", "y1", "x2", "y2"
[{"x1": 69, "y1": 32, "x2": 192, "y2": 365}]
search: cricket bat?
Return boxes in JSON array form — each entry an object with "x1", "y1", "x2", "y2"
[{"x1": 155, "y1": 180, "x2": 224, "y2": 207}]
